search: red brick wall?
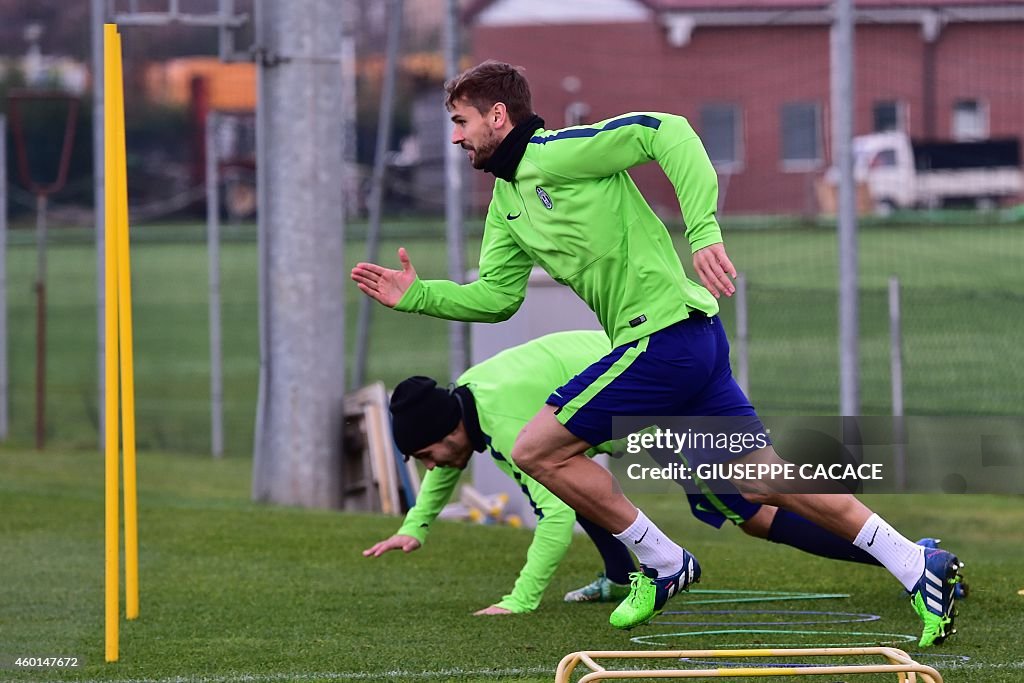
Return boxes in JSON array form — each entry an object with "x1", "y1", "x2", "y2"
[
  {"x1": 469, "y1": 19, "x2": 1024, "y2": 216},
  {"x1": 934, "y1": 23, "x2": 1024, "y2": 139}
]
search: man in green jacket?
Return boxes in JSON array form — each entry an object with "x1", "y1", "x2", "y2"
[
  {"x1": 362, "y1": 331, "x2": 959, "y2": 615},
  {"x1": 364, "y1": 331, "x2": 613, "y2": 615},
  {"x1": 351, "y1": 61, "x2": 962, "y2": 646}
]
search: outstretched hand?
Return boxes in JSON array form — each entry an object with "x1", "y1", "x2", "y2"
[
  {"x1": 362, "y1": 534, "x2": 421, "y2": 557},
  {"x1": 350, "y1": 247, "x2": 418, "y2": 308},
  {"x1": 473, "y1": 605, "x2": 513, "y2": 616},
  {"x1": 693, "y1": 243, "x2": 737, "y2": 298}
]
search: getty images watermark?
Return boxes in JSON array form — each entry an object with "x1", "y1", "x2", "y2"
[
  {"x1": 621, "y1": 427, "x2": 883, "y2": 483},
  {"x1": 608, "y1": 415, "x2": 1024, "y2": 495}
]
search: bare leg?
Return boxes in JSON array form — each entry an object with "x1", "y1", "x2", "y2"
[
  {"x1": 738, "y1": 505, "x2": 776, "y2": 538},
  {"x1": 728, "y1": 446, "x2": 925, "y2": 591},
  {"x1": 726, "y1": 446, "x2": 872, "y2": 540},
  {"x1": 511, "y1": 407, "x2": 702, "y2": 630},
  {"x1": 511, "y1": 405, "x2": 695, "y2": 587},
  {"x1": 510, "y1": 405, "x2": 637, "y2": 532}
]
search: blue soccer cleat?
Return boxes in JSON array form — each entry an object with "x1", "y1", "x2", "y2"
[
  {"x1": 916, "y1": 538, "x2": 968, "y2": 599},
  {"x1": 609, "y1": 551, "x2": 701, "y2": 630},
  {"x1": 910, "y1": 547, "x2": 964, "y2": 647}
]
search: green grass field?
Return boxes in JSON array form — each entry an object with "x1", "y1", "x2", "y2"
[
  {"x1": 2, "y1": 217, "x2": 1021, "y2": 678},
  {"x1": 4, "y1": 219, "x2": 1023, "y2": 456},
  {"x1": 2, "y1": 446, "x2": 1023, "y2": 682}
]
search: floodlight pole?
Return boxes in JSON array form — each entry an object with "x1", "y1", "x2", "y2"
[{"x1": 250, "y1": 0, "x2": 346, "y2": 508}]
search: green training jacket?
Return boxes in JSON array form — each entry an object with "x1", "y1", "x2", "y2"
[
  {"x1": 396, "y1": 330, "x2": 614, "y2": 613},
  {"x1": 396, "y1": 112, "x2": 722, "y2": 347}
]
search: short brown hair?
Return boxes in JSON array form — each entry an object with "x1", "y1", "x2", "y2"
[{"x1": 444, "y1": 60, "x2": 533, "y2": 125}]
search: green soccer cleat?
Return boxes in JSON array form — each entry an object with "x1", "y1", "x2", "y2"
[
  {"x1": 609, "y1": 552, "x2": 701, "y2": 630},
  {"x1": 910, "y1": 547, "x2": 964, "y2": 647},
  {"x1": 564, "y1": 573, "x2": 631, "y2": 603}
]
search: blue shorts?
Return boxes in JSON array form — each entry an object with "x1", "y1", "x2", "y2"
[
  {"x1": 547, "y1": 313, "x2": 769, "y2": 466},
  {"x1": 683, "y1": 478, "x2": 763, "y2": 528},
  {"x1": 642, "y1": 433, "x2": 764, "y2": 529}
]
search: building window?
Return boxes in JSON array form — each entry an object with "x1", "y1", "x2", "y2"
[
  {"x1": 699, "y1": 104, "x2": 743, "y2": 171},
  {"x1": 952, "y1": 99, "x2": 988, "y2": 141},
  {"x1": 873, "y1": 100, "x2": 906, "y2": 132},
  {"x1": 780, "y1": 102, "x2": 823, "y2": 170}
]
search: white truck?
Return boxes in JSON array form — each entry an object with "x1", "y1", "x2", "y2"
[{"x1": 852, "y1": 132, "x2": 1022, "y2": 214}]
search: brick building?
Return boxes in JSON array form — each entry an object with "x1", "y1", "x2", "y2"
[{"x1": 464, "y1": 0, "x2": 1024, "y2": 215}]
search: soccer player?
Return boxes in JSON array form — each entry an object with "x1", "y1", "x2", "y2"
[
  {"x1": 350, "y1": 60, "x2": 963, "y2": 646},
  {"x1": 363, "y1": 331, "x2": 963, "y2": 614}
]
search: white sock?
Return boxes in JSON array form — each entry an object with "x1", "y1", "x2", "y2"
[
  {"x1": 613, "y1": 509, "x2": 688, "y2": 577},
  {"x1": 853, "y1": 513, "x2": 925, "y2": 591}
]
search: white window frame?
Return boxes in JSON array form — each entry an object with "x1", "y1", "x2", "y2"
[
  {"x1": 699, "y1": 103, "x2": 744, "y2": 173},
  {"x1": 780, "y1": 101, "x2": 824, "y2": 172},
  {"x1": 951, "y1": 98, "x2": 989, "y2": 141},
  {"x1": 872, "y1": 99, "x2": 908, "y2": 133}
]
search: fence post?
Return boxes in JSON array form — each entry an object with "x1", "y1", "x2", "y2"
[
  {"x1": 206, "y1": 112, "x2": 224, "y2": 457},
  {"x1": 0, "y1": 115, "x2": 7, "y2": 440},
  {"x1": 889, "y1": 276, "x2": 906, "y2": 491},
  {"x1": 444, "y1": 0, "x2": 468, "y2": 382},
  {"x1": 734, "y1": 272, "x2": 749, "y2": 398}
]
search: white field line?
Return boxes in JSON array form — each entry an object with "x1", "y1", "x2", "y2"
[
  {"x1": 28, "y1": 659, "x2": 1024, "y2": 683},
  {"x1": 943, "y1": 660, "x2": 1024, "y2": 670},
  {"x1": 43, "y1": 664, "x2": 553, "y2": 683}
]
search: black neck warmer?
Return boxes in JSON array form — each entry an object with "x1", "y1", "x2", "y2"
[
  {"x1": 453, "y1": 385, "x2": 487, "y2": 453},
  {"x1": 483, "y1": 114, "x2": 545, "y2": 182}
]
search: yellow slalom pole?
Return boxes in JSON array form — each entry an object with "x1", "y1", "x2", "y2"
[
  {"x1": 102, "y1": 22, "x2": 122, "y2": 664},
  {"x1": 110, "y1": 26, "x2": 139, "y2": 622}
]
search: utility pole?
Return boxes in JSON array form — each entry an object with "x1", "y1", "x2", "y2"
[
  {"x1": 832, "y1": 0, "x2": 859, "y2": 417},
  {"x1": 251, "y1": 0, "x2": 347, "y2": 508}
]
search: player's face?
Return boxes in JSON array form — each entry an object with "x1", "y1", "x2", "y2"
[
  {"x1": 449, "y1": 98, "x2": 501, "y2": 170},
  {"x1": 411, "y1": 424, "x2": 473, "y2": 470}
]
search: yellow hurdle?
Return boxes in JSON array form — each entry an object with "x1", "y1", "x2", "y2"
[
  {"x1": 555, "y1": 647, "x2": 944, "y2": 682},
  {"x1": 103, "y1": 21, "x2": 139, "y2": 664}
]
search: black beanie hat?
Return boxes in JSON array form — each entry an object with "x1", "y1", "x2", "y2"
[{"x1": 390, "y1": 376, "x2": 462, "y2": 455}]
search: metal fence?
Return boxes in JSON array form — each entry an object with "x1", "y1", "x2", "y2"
[{"x1": 1, "y1": 0, "x2": 1022, "y2": 459}]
